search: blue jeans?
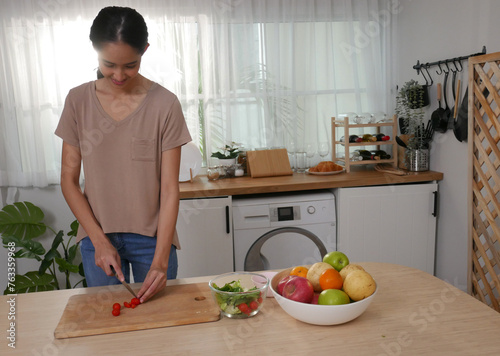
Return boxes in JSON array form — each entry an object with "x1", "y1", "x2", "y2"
[{"x1": 80, "y1": 233, "x2": 178, "y2": 287}]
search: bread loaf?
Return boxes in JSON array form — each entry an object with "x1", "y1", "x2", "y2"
[{"x1": 309, "y1": 161, "x2": 343, "y2": 172}]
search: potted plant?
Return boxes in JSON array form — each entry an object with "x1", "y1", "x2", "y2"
[
  {"x1": 396, "y1": 80, "x2": 430, "y2": 171},
  {"x1": 0, "y1": 201, "x2": 86, "y2": 293},
  {"x1": 211, "y1": 142, "x2": 241, "y2": 166}
]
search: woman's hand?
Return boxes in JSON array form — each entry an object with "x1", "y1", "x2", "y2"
[
  {"x1": 136, "y1": 266, "x2": 167, "y2": 303},
  {"x1": 92, "y1": 238, "x2": 124, "y2": 281}
]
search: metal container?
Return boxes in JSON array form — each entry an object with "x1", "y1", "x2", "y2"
[{"x1": 405, "y1": 149, "x2": 429, "y2": 172}]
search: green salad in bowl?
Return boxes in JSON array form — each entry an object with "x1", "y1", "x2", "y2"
[{"x1": 209, "y1": 272, "x2": 269, "y2": 318}]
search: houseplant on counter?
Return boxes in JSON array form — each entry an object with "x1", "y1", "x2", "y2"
[
  {"x1": 395, "y1": 80, "x2": 432, "y2": 171},
  {"x1": 0, "y1": 201, "x2": 86, "y2": 293},
  {"x1": 211, "y1": 142, "x2": 242, "y2": 166}
]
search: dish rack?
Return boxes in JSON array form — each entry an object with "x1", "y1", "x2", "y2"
[{"x1": 331, "y1": 115, "x2": 398, "y2": 173}]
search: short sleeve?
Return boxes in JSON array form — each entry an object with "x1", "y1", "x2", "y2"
[
  {"x1": 55, "y1": 90, "x2": 80, "y2": 147},
  {"x1": 161, "y1": 97, "x2": 192, "y2": 151}
]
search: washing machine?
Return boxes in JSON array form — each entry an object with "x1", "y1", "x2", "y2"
[{"x1": 232, "y1": 190, "x2": 336, "y2": 271}]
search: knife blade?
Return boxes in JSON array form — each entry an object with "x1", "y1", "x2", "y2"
[{"x1": 110, "y1": 265, "x2": 138, "y2": 299}]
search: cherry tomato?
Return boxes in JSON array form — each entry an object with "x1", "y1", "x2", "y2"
[
  {"x1": 257, "y1": 297, "x2": 263, "y2": 304},
  {"x1": 113, "y1": 303, "x2": 121, "y2": 310},
  {"x1": 131, "y1": 304, "x2": 136, "y2": 309},
  {"x1": 249, "y1": 300, "x2": 259, "y2": 310},
  {"x1": 237, "y1": 303, "x2": 250, "y2": 314},
  {"x1": 112, "y1": 309, "x2": 120, "y2": 316},
  {"x1": 131, "y1": 298, "x2": 141, "y2": 306},
  {"x1": 124, "y1": 302, "x2": 131, "y2": 308}
]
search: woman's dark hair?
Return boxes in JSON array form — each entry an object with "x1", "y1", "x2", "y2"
[{"x1": 90, "y1": 7, "x2": 148, "y2": 78}]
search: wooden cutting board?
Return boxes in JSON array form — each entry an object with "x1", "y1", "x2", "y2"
[
  {"x1": 247, "y1": 148, "x2": 293, "y2": 178},
  {"x1": 54, "y1": 282, "x2": 220, "y2": 339}
]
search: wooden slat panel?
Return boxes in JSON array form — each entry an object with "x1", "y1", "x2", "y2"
[{"x1": 468, "y1": 53, "x2": 500, "y2": 312}]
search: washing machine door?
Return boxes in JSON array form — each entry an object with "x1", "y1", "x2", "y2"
[{"x1": 244, "y1": 227, "x2": 327, "y2": 271}]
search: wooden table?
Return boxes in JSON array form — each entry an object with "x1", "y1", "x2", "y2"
[{"x1": 1, "y1": 262, "x2": 498, "y2": 355}]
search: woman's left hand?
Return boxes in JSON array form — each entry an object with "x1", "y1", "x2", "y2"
[{"x1": 136, "y1": 267, "x2": 167, "y2": 303}]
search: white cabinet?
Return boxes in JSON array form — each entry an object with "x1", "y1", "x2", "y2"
[
  {"x1": 333, "y1": 183, "x2": 438, "y2": 275},
  {"x1": 175, "y1": 196, "x2": 233, "y2": 278}
]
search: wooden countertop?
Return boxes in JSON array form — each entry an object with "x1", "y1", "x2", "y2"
[
  {"x1": 179, "y1": 169, "x2": 443, "y2": 199},
  {"x1": 2, "y1": 262, "x2": 498, "y2": 355}
]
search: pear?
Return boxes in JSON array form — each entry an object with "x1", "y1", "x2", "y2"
[
  {"x1": 343, "y1": 270, "x2": 376, "y2": 301},
  {"x1": 339, "y1": 263, "x2": 365, "y2": 281}
]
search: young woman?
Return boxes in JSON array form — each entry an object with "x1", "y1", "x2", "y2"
[{"x1": 55, "y1": 6, "x2": 191, "y2": 303}]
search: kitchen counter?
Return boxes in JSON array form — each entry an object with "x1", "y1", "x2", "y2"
[
  {"x1": 179, "y1": 169, "x2": 443, "y2": 199},
  {"x1": 2, "y1": 262, "x2": 499, "y2": 355}
]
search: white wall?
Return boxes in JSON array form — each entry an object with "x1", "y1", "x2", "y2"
[{"x1": 396, "y1": 0, "x2": 500, "y2": 290}]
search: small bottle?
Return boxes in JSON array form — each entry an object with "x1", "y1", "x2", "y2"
[
  {"x1": 370, "y1": 150, "x2": 391, "y2": 160},
  {"x1": 362, "y1": 134, "x2": 377, "y2": 142},
  {"x1": 350, "y1": 151, "x2": 363, "y2": 161},
  {"x1": 340, "y1": 135, "x2": 359, "y2": 143}
]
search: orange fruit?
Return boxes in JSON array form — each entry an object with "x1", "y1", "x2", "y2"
[
  {"x1": 290, "y1": 266, "x2": 309, "y2": 278},
  {"x1": 319, "y1": 268, "x2": 343, "y2": 291}
]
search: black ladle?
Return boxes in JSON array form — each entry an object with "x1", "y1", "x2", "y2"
[{"x1": 396, "y1": 136, "x2": 407, "y2": 148}]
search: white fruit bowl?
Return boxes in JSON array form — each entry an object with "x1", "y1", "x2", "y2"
[{"x1": 270, "y1": 267, "x2": 377, "y2": 326}]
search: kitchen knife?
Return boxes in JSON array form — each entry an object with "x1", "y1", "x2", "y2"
[{"x1": 110, "y1": 265, "x2": 138, "y2": 299}]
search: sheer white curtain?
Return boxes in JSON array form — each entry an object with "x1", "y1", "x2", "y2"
[{"x1": 0, "y1": 0, "x2": 397, "y2": 187}]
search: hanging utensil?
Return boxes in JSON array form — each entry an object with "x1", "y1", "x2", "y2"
[
  {"x1": 448, "y1": 62, "x2": 459, "y2": 129},
  {"x1": 431, "y1": 82, "x2": 447, "y2": 133},
  {"x1": 453, "y1": 86, "x2": 468, "y2": 142},
  {"x1": 440, "y1": 64, "x2": 451, "y2": 133},
  {"x1": 452, "y1": 79, "x2": 461, "y2": 131}
]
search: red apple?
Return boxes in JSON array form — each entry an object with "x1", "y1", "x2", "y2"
[
  {"x1": 311, "y1": 293, "x2": 320, "y2": 304},
  {"x1": 277, "y1": 275, "x2": 296, "y2": 295},
  {"x1": 283, "y1": 276, "x2": 314, "y2": 303}
]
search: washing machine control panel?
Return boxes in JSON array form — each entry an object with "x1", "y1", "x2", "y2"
[{"x1": 270, "y1": 206, "x2": 300, "y2": 222}]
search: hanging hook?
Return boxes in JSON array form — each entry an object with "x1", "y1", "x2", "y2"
[
  {"x1": 419, "y1": 65, "x2": 430, "y2": 86},
  {"x1": 436, "y1": 61, "x2": 443, "y2": 75},
  {"x1": 454, "y1": 58, "x2": 463, "y2": 72},
  {"x1": 449, "y1": 60, "x2": 457, "y2": 74},
  {"x1": 423, "y1": 64, "x2": 433, "y2": 85},
  {"x1": 442, "y1": 61, "x2": 450, "y2": 74}
]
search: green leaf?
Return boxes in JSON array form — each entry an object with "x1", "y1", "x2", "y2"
[
  {"x1": 68, "y1": 244, "x2": 78, "y2": 263},
  {"x1": 0, "y1": 202, "x2": 46, "y2": 240},
  {"x1": 51, "y1": 230, "x2": 64, "y2": 250},
  {"x1": 68, "y1": 220, "x2": 79, "y2": 237},
  {"x1": 3, "y1": 235, "x2": 45, "y2": 260},
  {"x1": 78, "y1": 262, "x2": 86, "y2": 277},
  {"x1": 3, "y1": 271, "x2": 55, "y2": 294},
  {"x1": 39, "y1": 248, "x2": 61, "y2": 274},
  {"x1": 55, "y1": 257, "x2": 80, "y2": 274}
]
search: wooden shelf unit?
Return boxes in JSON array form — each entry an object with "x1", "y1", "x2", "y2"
[{"x1": 331, "y1": 115, "x2": 398, "y2": 172}]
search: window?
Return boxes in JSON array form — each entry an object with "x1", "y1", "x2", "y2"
[{"x1": 0, "y1": 0, "x2": 396, "y2": 187}]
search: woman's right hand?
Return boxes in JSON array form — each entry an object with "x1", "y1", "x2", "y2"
[{"x1": 92, "y1": 238, "x2": 124, "y2": 281}]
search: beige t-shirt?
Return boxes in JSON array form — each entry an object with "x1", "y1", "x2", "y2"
[{"x1": 55, "y1": 81, "x2": 192, "y2": 248}]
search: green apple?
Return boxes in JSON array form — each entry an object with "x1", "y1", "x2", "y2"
[
  {"x1": 323, "y1": 251, "x2": 349, "y2": 272},
  {"x1": 317, "y1": 289, "x2": 350, "y2": 305}
]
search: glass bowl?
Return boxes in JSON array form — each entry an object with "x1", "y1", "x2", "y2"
[{"x1": 208, "y1": 272, "x2": 269, "y2": 318}]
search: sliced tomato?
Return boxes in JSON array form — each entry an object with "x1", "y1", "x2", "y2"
[
  {"x1": 124, "y1": 302, "x2": 131, "y2": 308},
  {"x1": 131, "y1": 298, "x2": 141, "y2": 306}
]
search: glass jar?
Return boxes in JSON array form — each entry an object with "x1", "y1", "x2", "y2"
[{"x1": 207, "y1": 166, "x2": 220, "y2": 180}]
